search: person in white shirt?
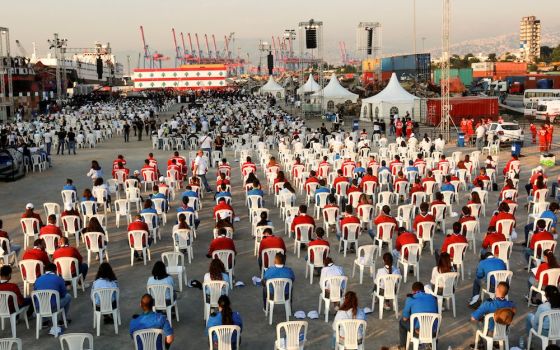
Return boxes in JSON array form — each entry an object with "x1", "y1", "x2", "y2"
[
  {"x1": 475, "y1": 124, "x2": 487, "y2": 150},
  {"x1": 374, "y1": 253, "x2": 401, "y2": 310},
  {"x1": 199, "y1": 134, "x2": 213, "y2": 164},
  {"x1": 193, "y1": 149, "x2": 212, "y2": 193},
  {"x1": 319, "y1": 257, "x2": 345, "y2": 290},
  {"x1": 434, "y1": 134, "x2": 446, "y2": 152}
]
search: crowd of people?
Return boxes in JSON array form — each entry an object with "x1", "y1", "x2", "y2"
[{"x1": 1, "y1": 91, "x2": 560, "y2": 350}]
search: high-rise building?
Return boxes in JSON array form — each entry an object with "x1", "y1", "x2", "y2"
[{"x1": 520, "y1": 16, "x2": 541, "y2": 62}]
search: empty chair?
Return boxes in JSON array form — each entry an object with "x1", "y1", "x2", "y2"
[
  {"x1": 447, "y1": 243, "x2": 468, "y2": 280},
  {"x1": 18, "y1": 260, "x2": 43, "y2": 297},
  {"x1": 32, "y1": 290, "x2": 68, "y2": 339},
  {"x1": 398, "y1": 243, "x2": 421, "y2": 283},
  {"x1": 20, "y1": 218, "x2": 39, "y2": 250},
  {"x1": 0, "y1": 291, "x2": 30, "y2": 337},
  {"x1": 61, "y1": 215, "x2": 82, "y2": 247},
  {"x1": 405, "y1": 313, "x2": 441, "y2": 350},
  {"x1": 275, "y1": 321, "x2": 308, "y2": 350},
  {"x1": 60, "y1": 333, "x2": 94, "y2": 350},
  {"x1": 352, "y1": 245, "x2": 376, "y2": 284},
  {"x1": 0, "y1": 338, "x2": 22, "y2": 350},
  {"x1": 84, "y1": 232, "x2": 109, "y2": 266},
  {"x1": 318, "y1": 276, "x2": 347, "y2": 322},
  {"x1": 162, "y1": 252, "x2": 188, "y2": 292},
  {"x1": 333, "y1": 319, "x2": 367, "y2": 350},
  {"x1": 265, "y1": 278, "x2": 293, "y2": 325},
  {"x1": 91, "y1": 288, "x2": 120, "y2": 336}
]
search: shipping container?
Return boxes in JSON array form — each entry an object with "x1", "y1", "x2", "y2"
[
  {"x1": 471, "y1": 62, "x2": 495, "y2": 71},
  {"x1": 473, "y1": 70, "x2": 494, "y2": 78},
  {"x1": 537, "y1": 79, "x2": 554, "y2": 89},
  {"x1": 433, "y1": 68, "x2": 473, "y2": 86},
  {"x1": 494, "y1": 62, "x2": 527, "y2": 72},
  {"x1": 381, "y1": 58, "x2": 393, "y2": 72},
  {"x1": 381, "y1": 53, "x2": 430, "y2": 73},
  {"x1": 425, "y1": 97, "x2": 499, "y2": 126},
  {"x1": 524, "y1": 75, "x2": 560, "y2": 89},
  {"x1": 505, "y1": 76, "x2": 527, "y2": 84}
]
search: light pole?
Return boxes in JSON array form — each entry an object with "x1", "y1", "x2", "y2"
[
  {"x1": 283, "y1": 29, "x2": 296, "y2": 71},
  {"x1": 48, "y1": 33, "x2": 67, "y2": 103}
]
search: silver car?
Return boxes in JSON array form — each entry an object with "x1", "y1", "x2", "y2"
[{"x1": 486, "y1": 122, "x2": 524, "y2": 143}]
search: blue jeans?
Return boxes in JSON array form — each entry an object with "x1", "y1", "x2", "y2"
[
  {"x1": 60, "y1": 293, "x2": 72, "y2": 316},
  {"x1": 198, "y1": 173, "x2": 212, "y2": 192},
  {"x1": 67, "y1": 141, "x2": 76, "y2": 155},
  {"x1": 46, "y1": 142, "x2": 52, "y2": 155}
]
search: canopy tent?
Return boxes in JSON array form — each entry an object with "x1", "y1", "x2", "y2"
[
  {"x1": 311, "y1": 73, "x2": 359, "y2": 112},
  {"x1": 259, "y1": 76, "x2": 285, "y2": 98},
  {"x1": 360, "y1": 72, "x2": 419, "y2": 121},
  {"x1": 296, "y1": 74, "x2": 321, "y2": 95}
]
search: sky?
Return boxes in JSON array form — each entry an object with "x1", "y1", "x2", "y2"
[{"x1": 3, "y1": 0, "x2": 560, "y2": 66}]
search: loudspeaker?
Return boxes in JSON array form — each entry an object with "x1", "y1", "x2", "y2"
[
  {"x1": 96, "y1": 57, "x2": 103, "y2": 80},
  {"x1": 366, "y1": 28, "x2": 373, "y2": 55},
  {"x1": 305, "y1": 28, "x2": 317, "y2": 49},
  {"x1": 267, "y1": 53, "x2": 274, "y2": 75}
]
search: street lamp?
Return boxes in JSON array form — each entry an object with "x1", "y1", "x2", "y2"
[{"x1": 48, "y1": 34, "x2": 68, "y2": 102}]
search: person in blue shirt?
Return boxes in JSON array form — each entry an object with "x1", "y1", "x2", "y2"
[
  {"x1": 63, "y1": 178, "x2": 77, "y2": 192},
  {"x1": 469, "y1": 252, "x2": 507, "y2": 306},
  {"x1": 150, "y1": 185, "x2": 168, "y2": 212},
  {"x1": 378, "y1": 160, "x2": 390, "y2": 174},
  {"x1": 34, "y1": 263, "x2": 72, "y2": 320},
  {"x1": 405, "y1": 160, "x2": 419, "y2": 182},
  {"x1": 206, "y1": 295, "x2": 243, "y2": 349},
  {"x1": 176, "y1": 198, "x2": 200, "y2": 228},
  {"x1": 471, "y1": 282, "x2": 516, "y2": 334},
  {"x1": 523, "y1": 202, "x2": 558, "y2": 244},
  {"x1": 215, "y1": 183, "x2": 232, "y2": 202},
  {"x1": 353, "y1": 162, "x2": 366, "y2": 178},
  {"x1": 247, "y1": 181, "x2": 264, "y2": 197},
  {"x1": 314, "y1": 179, "x2": 331, "y2": 203},
  {"x1": 140, "y1": 199, "x2": 158, "y2": 227},
  {"x1": 262, "y1": 253, "x2": 295, "y2": 309},
  {"x1": 130, "y1": 294, "x2": 174, "y2": 350},
  {"x1": 181, "y1": 185, "x2": 198, "y2": 200},
  {"x1": 399, "y1": 282, "x2": 439, "y2": 348},
  {"x1": 440, "y1": 175, "x2": 455, "y2": 193}
]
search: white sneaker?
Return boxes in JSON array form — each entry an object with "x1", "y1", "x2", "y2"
[{"x1": 468, "y1": 295, "x2": 480, "y2": 306}]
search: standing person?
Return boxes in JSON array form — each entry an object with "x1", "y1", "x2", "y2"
[
  {"x1": 137, "y1": 119, "x2": 144, "y2": 141},
  {"x1": 545, "y1": 121, "x2": 554, "y2": 151},
  {"x1": 129, "y1": 294, "x2": 174, "y2": 350},
  {"x1": 123, "y1": 121, "x2": 130, "y2": 143},
  {"x1": 193, "y1": 149, "x2": 212, "y2": 193},
  {"x1": 475, "y1": 122, "x2": 486, "y2": 150},
  {"x1": 539, "y1": 125, "x2": 548, "y2": 152},
  {"x1": 199, "y1": 133, "x2": 213, "y2": 165},
  {"x1": 67, "y1": 128, "x2": 77, "y2": 155},
  {"x1": 56, "y1": 128, "x2": 67, "y2": 155},
  {"x1": 86, "y1": 160, "x2": 104, "y2": 183},
  {"x1": 44, "y1": 129, "x2": 52, "y2": 156},
  {"x1": 530, "y1": 122, "x2": 537, "y2": 144}
]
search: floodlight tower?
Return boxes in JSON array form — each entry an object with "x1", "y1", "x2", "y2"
[
  {"x1": 356, "y1": 22, "x2": 382, "y2": 81},
  {"x1": 298, "y1": 19, "x2": 324, "y2": 117},
  {"x1": 439, "y1": 0, "x2": 451, "y2": 140}
]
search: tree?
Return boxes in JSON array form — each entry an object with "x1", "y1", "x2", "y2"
[
  {"x1": 540, "y1": 46, "x2": 553, "y2": 63},
  {"x1": 551, "y1": 45, "x2": 560, "y2": 63},
  {"x1": 487, "y1": 53, "x2": 497, "y2": 62}
]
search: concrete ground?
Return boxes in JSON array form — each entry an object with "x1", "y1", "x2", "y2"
[{"x1": 1, "y1": 102, "x2": 558, "y2": 349}]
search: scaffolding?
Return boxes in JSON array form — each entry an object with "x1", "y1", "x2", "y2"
[
  {"x1": 356, "y1": 22, "x2": 382, "y2": 81},
  {"x1": 298, "y1": 19, "x2": 324, "y2": 118},
  {"x1": 438, "y1": 0, "x2": 451, "y2": 140},
  {"x1": 0, "y1": 27, "x2": 13, "y2": 121}
]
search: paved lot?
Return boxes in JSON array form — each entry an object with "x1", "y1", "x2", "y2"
[{"x1": 1, "y1": 103, "x2": 558, "y2": 349}]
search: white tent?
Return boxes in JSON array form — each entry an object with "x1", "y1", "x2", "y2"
[
  {"x1": 296, "y1": 74, "x2": 321, "y2": 94},
  {"x1": 360, "y1": 73, "x2": 419, "y2": 121},
  {"x1": 311, "y1": 73, "x2": 358, "y2": 112},
  {"x1": 259, "y1": 76, "x2": 285, "y2": 98}
]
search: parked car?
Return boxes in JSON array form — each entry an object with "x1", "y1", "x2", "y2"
[{"x1": 486, "y1": 122, "x2": 523, "y2": 143}]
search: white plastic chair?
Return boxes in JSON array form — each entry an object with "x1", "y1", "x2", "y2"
[
  {"x1": 207, "y1": 325, "x2": 241, "y2": 350},
  {"x1": 114, "y1": 200, "x2": 132, "y2": 228},
  {"x1": 141, "y1": 212, "x2": 160, "y2": 243},
  {"x1": 318, "y1": 276, "x2": 347, "y2": 322},
  {"x1": 126, "y1": 188, "x2": 142, "y2": 212},
  {"x1": 339, "y1": 223, "x2": 360, "y2": 257},
  {"x1": 417, "y1": 221, "x2": 436, "y2": 254},
  {"x1": 528, "y1": 268, "x2": 560, "y2": 306},
  {"x1": 374, "y1": 222, "x2": 396, "y2": 256},
  {"x1": 275, "y1": 321, "x2": 308, "y2": 350},
  {"x1": 491, "y1": 241, "x2": 513, "y2": 270},
  {"x1": 173, "y1": 229, "x2": 194, "y2": 263},
  {"x1": 202, "y1": 281, "x2": 228, "y2": 322},
  {"x1": 265, "y1": 278, "x2": 293, "y2": 325},
  {"x1": 162, "y1": 252, "x2": 188, "y2": 292},
  {"x1": 398, "y1": 243, "x2": 421, "y2": 283},
  {"x1": 528, "y1": 240, "x2": 557, "y2": 270},
  {"x1": 0, "y1": 338, "x2": 22, "y2": 350},
  {"x1": 462, "y1": 221, "x2": 479, "y2": 254},
  {"x1": 60, "y1": 333, "x2": 94, "y2": 350},
  {"x1": 41, "y1": 234, "x2": 60, "y2": 256},
  {"x1": 447, "y1": 243, "x2": 468, "y2": 280},
  {"x1": 55, "y1": 257, "x2": 85, "y2": 298},
  {"x1": 44, "y1": 202, "x2": 61, "y2": 224},
  {"x1": 212, "y1": 250, "x2": 235, "y2": 289},
  {"x1": 372, "y1": 274, "x2": 401, "y2": 319},
  {"x1": 352, "y1": 245, "x2": 376, "y2": 284},
  {"x1": 261, "y1": 248, "x2": 285, "y2": 278},
  {"x1": 84, "y1": 232, "x2": 109, "y2": 266},
  {"x1": 18, "y1": 260, "x2": 43, "y2": 297},
  {"x1": 20, "y1": 218, "x2": 39, "y2": 250},
  {"x1": 0, "y1": 237, "x2": 17, "y2": 266},
  {"x1": 474, "y1": 314, "x2": 509, "y2": 350},
  {"x1": 322, "y1": 207, "x2": 339, "y2": 237},
  {"x1": 406, "y1": 313, "x2": 441, "y2": 350},
  {"x1": 333, "y1": 319, "x2": 367, "y2": 350},
  {"x1": 481, "y1": 270, "x2": 513, "y2": 302},
  {"x1": 32, "y1": 290, "x2": 68, "y2": 339},
  {"x1": 293, "y1": 224, "x2": 314, "y2": 258},
  {"x1": 132, "y1": 328, "x2": 164, "y2": 350},
  {"x1": 61, "y1": 190, "x2": 77, "y2": 208},
  {"x1": 0, "y1": 291, "x2": 30, "y2": 337},
  {"x1": 128, "y1": 230, "x2": 151, "y2": 266},
  {"x1": 527, "y1": 309, "x2": 560, "y2": 350},
  {"x1": 147, "y1": 284, "x2": 179, "y2": 326},
  {"x1": 305, "y1": 245, "x2": 329, "y2": 284},
  {"x1": 91, "y1": 288, "x2": 120, "y2": 336},
  {"x1": 431, "y1": 272, "x2": 459, "y2": 317},
  {"x1": 61, "y1": 215, "x2": 82, "y2": 247}
]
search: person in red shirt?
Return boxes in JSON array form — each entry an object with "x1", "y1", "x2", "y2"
[
  {"x1": 304, "y1": 171, "x2": 320, "y2": 193},
  {"x1": 0, "y1": 219, "x2": 21, "y2": 256},
  {"x1": 374, "y1": 205, "x2": 398, "y2": 240},
  {"x1": 258, "y1": 227, "x2": 287, "y2": 269},
  {"x1": 422, "y1": 170, "x2": 435, "y2": 186},
  {"x1": 0, "y1": 265, "x2": 32, "y2": 315},
  {"x1": 308, "y1": 227, "x2": 330, "y2": 265},
  {"x1": 437, "y1": 155, "x2": 450, "y2": 174},
  {"x1": 141, "y1": 159, "x2": 157, "y2": 182},
  {"x1": 216, "y1": 172, "x2": 231, "y2": 187},
  {"x1": 545, "y1": 122, "x2": 554, "y2": 151},
  {"x1": 167, "y1": 159, "x2": 183, "y2": 180},
  {"x1": 481, "y1": 226, "x2": 506, "y2": 256},
  {"x1": 471, "y1": 168, "x2": 490, "y2": 190},
  {"x1": 206, "y1": 228, "x2": 236, "y2": 266},
  {"x1": 532, "y1": 250, "x2": 559, "y2": 287},
  {"x1": 526, "y1": 167, "x2": 546, "y2": 196},
  {"x1": 128, "y1": 215, "x2": 152, "y2": 256},
  {"x1": 359, "y1": 168, "x2": 378, "y2": 192},
  {"x1": 317, "y1": 156, "x2": 331, "y2": 178},
  {"x1": 147, "y1": 152, "x2": 159, "y2": 172},
  {"x1": 458, "y1": 206, "x2": 476, "y2": 225},
  {"x1": 502, "y1": 155, "x2": 520, "y2": 176},
  {"x1": 393, "y1": 171, "x2": 408, "y2": 196},
  {"x1": 413, "y1": 202, "x2": 435, "y2": 238},
  {"x1": 291, "y1": 205, "x2": 316, "y2": 239},
  {"x1": 112, "y1": 154, "x2": 126, "y2": 170},
  {"x1": 408, "y1": 178, "x2": 424, "y2": 199},
  {"x1": 389, "y1": 155, "x2": 403, "y2": 175},
  {"x1": 332, "y1": 169, "x2": 349, "y2": 194},
  {"x1": 337, "y1": 206, "x2": 361, "y2": 240},
  {"x1": 538, "y1": 125, "x2": 548, "y2": 152},
  {"x1": 530, "y1": 123, "x2": 537, "y2": 144},
  {"x1": 53, "y1": 237, "x2": 88, "y2": 280},
  {"x1": 525, "y1": 219, "x2": 555, "y2": 265},
  {"x1": 395, "y1": 118, "x2": 404, "y2": 137},
  {"x1": 499, "y1": 179, "x2": 516, "y2": 202},
  {"x1": 218, "y1": 158, "x2": 232, "y2": 177},
  {"x1": 21, "y1": 239, "x2": 50, "y2": 278},
  {"x1": 112, "y1": 161, "x2": 130, "y2": 179},
  {"x1": 394, "y1": 227, "x2": 419, "y2": 260},
  {"x1": 21, "y1": 203, "x2": 44, "y2": 231},
  {"x1": 367, "y1": 155, "x2": 377, "y2": 169},
  {"x1": 488, "y1": 202, "x2": 515, "y2": 230},
  {"x1": 438, "y1": 222, "x2": 468, "y2": 261},
  {"x1": 346, "y1": 179, "x2": 361, "y2": 197},
  {"x1": 430, "y1": 192, "x2": 446, "y2": 208},
  {"x1": 213, "y1": 197, "x2": 235, "y2": 221},
  {"x1": 241, "y1": 156, "x2": 257, "y2": 176},
  {"x1": 39, "y1": 214, "x2": 63, "y2": 237}
]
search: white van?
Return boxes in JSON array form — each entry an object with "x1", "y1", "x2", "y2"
[{"x1": 535, "y1": 100, "x2": 560, "y2": 122}]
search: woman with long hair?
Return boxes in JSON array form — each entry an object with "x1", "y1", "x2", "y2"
[
  {"x1": 332, "y1": 291, "x2": 367, "y2": 347},
  {"x1": 204, "y1": 258, "x2": 230, "y2": 289},
  {"x1": 429, "y1": 252, "x2": 455, "y2": 293},
  {"x1": 86, "y1": 160, "x2": 104, "y2": 181},
  {"x1": 206, "y1": 295, "x2": 243, "y2": 349},
  {"x1": 147, "y1": 261, "x2": 176, "y2": 302},
  {"x1": 526, "y1": 285, "x2": 560, "y2": 336},
  {"x1": 91, "y1": 262, "x2": 118, "y2": 322},
  {"x1": 93, "y1": 177, "x2": 112, "y2": 207}
]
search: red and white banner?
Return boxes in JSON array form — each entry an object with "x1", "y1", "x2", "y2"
[{"x1": 133, "y1": 64, "x2": 228, "y2": 90}]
